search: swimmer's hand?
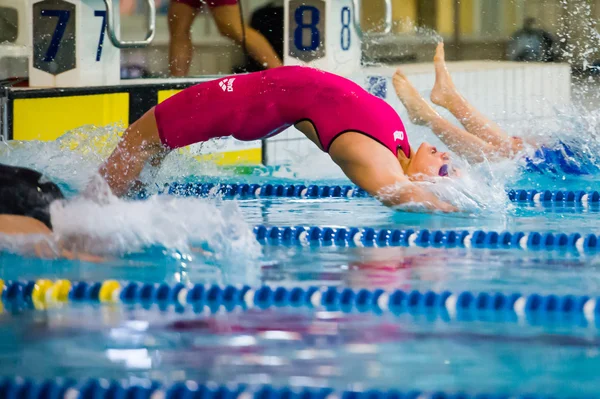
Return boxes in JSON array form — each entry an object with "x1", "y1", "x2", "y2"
[
  {"x1": 377, "y1": 184, "x2": 459, "y2": 213},
  {"x1": 125, "y1": 180, "x2": 147, "y2": 198},
  {"x1": 440, "y1": 202, "x2": 459, "y2": 213},
  {"x1": 60, "y1": 249, "x2": 105, "y2": 263},
  {"x1": 35, "y1": 239, "x2": 106, "y2": 263},
  {"x1": 191, "y1": 246, "x2": 215, "y2": 258}
]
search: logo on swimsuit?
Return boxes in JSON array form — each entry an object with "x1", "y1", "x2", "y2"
[
  {"x1": 219, "y1": 78, "x2": 236, "y2": 92},
  {"x1": 393, "y1": 130, "x2": 405, "y2": 142}
]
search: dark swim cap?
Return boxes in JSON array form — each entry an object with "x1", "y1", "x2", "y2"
[{"x1": 0, "y1": 163, "x2": 64, "y2": 229}]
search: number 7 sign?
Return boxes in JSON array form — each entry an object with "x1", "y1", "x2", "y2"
[{"x1": 33, "y1": 0, "x2": 76, "y2": 75}]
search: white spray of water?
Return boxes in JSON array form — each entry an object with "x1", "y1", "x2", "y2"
[
  {"x1": 376, "y1": 156, "x2": 516, "y2": 216},
  {"x1": 0, "y1": 136, "x2": 262, "y2": 283},
  {"x1": 0, "y1": 234, "x2": 60, "y2": 259},
  {"x1": 48, "y1": 177, "x2": 261, "y2": 260},
  {"x1": 556, "y1": 0, "x2": 600, "y2": 72},
  {"x1": 0, "y1": 125, "x2": 239, "y2": 193},
  {"x1": 362, "y1": 19, "x2": 443, "y2": 67},
  {"x1": 0, "y1": 190, "x2": 261, "y2": 282}
]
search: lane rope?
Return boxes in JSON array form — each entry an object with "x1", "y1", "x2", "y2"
[
  {"x1": 2, "y1": 279, "x2": 599, "y2": 327},
  {"x1": 253, "y1": 225, "x2": 600, "y2": 253},
  {"x1": 155, "y1": 182, "x2": 600, "y2": 207},
  {"x1": 0, "y1": 379, "x2": 570, "y2": 399}
]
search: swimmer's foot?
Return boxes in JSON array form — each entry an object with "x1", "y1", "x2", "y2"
[
  {"x1": 430, "y1": 42, "x2": 460, "y2": 109},
  {"x1": 393, "y1": 68, "x2": 440, "y2": 126}
]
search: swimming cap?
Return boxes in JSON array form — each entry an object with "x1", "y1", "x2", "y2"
[{"x1": 0, "y1": 163, "x2": 64, "y2": 229}]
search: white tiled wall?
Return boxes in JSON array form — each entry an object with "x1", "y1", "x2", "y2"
[{"x1": 264, "y1": 61, "x2": 572, "y2": 168}]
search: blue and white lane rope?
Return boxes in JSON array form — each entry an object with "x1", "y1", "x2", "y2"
[
  {"x1": 253, "y1": 225, "x2": 600, "y2": 253},
  {"x1": 507, "y1": 189, "x2": 600, "y2": 205},
  {"x1": 160, "y1": 182, "x2": 600, "y2": 206},
  {"x1": 0, "y1": 379, "x2": 568, "y2": 399},
  {"x1": 162, "y1": 182, "x2": 367, "y2": 199},
  {"x1": 3, "y1": 280, "x2": 600, "y2": 325}
]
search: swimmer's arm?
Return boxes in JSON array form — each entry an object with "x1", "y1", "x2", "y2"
[
  {"x1": 0, "y1": 215, "x2": 52, "y2": 235},
  {"x1": 0, "y1": 215, "x2": 62, "y2": 258},
  {"x1": 338, "y1": 162, "x2": 458, "y2": 212},
  {"x1": 0, "y1": 215, "x2": 104, "y2": 262}
]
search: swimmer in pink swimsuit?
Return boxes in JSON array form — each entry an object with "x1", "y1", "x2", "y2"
[
  {"x1": 168, "y1": 0, "x2": 281, "y2": 76},
  {"x1": 99, "y1": 66, "x2": 457, "y2": 212}
]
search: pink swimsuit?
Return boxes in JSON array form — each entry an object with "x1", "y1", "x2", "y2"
[{"x1": 154, "y1": 66, "x2": 411, "y2": 159}]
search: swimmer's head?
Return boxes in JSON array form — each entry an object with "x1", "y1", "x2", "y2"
[
  {"x1": 398, "y1": 142, "x2": 455, "y2": 181},
  {"x1": 0, "y1": 164, "x2": 64, "y2": 229}
]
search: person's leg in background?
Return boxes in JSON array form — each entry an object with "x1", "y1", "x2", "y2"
[
  {"x1": 168, "y1": 0, "x2": 199, "y2": 76},
  {"x1": 209, "y1": 2, "x2": 282, "y2": 69}
]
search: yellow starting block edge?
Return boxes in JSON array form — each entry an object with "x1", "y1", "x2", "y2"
[{"x1": 4, "y1": 81, "x2": 263, "y2": 167}]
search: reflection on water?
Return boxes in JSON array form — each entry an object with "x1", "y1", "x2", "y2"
[
  {"x1": 261, "y1": 245, "x2": 600, "y2": 295},
  {"x1": 2, "y1": 305, "x2": 600, "y2": 395}
]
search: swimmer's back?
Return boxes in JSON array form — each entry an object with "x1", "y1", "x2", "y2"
[
  {"x1": 265, "y1": 66, "x2": 410, "y2": 157},
  {"x1": 155, "y1": 66, "x2": 410, "y2": 157}
]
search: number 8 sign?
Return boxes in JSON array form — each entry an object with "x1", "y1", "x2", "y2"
[
  {"x1": 285, "y1": 0, "x2": 362, "y2": 76},
  {"x1": 288, "y1": 0, "x2": 326, "y2": 62}
]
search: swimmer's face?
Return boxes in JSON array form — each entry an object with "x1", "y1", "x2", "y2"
[{"x1": 406, "y1": 142, "x2": 452, "y2": 180}]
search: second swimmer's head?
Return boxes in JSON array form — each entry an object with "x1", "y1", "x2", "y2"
[{"x1": 0, "y1": 164, "x2": 65, "y2": 229}]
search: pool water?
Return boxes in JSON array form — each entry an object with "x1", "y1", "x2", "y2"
[
  {"x1": 2, "y1": 123, "x2": 600, "y2": 396},
  {"x1": 3, "y1": 305, "x2": 600, "y2": 395}
]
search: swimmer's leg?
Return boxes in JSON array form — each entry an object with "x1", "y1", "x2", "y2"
[
  {"x1": 168, "y1": 1, "x2": 198, "y2": 77},
  {"x1": 98, "y1": 108, "x2": 168, "y2": 197},
  {"x1": 393, "y1": 68, "x2": 499, "y2": 163},
  {"x1": 430, "y1": 42, "x2": 521, "y2": 156},
  {"x1": 210, "y1": 5, "x2": 282, "y2": 69}
]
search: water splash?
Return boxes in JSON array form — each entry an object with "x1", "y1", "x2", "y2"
[
  {"x1": 363, "y1": 20, "x2": 443, "y2": 67},
  {"x1": 377, "y1": 157, "x2": 515, "y2": 216},
  {"x1": 505, "y1": 103, "x2": 600, "y2": 182},
  {"x1": 0, "y1": 124, "x2": 240, "y2": 194},
  {"x1": 0, "y1": 190, "x2": 261, "y2": 283},
  {"x1": 555, "y1": 0, "x2": 600, "y2": 109},
  {"x1": 49, "y1": 177, "x2": 260, "y2": 266},
  {"x1": 0, "y1": 157, "x2": 262, "y2": 285},
  {"x1": 557, "y1": 0, "x2": 600, "y2": 68}
]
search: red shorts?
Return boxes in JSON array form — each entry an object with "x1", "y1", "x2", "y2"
[{"x1": 172, "y1": 0, "x2": 237, "y2": 8}]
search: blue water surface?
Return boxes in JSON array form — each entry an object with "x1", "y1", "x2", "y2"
[{"x1": 2, "y1": 131, "x2": 600, "y2": 395}]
